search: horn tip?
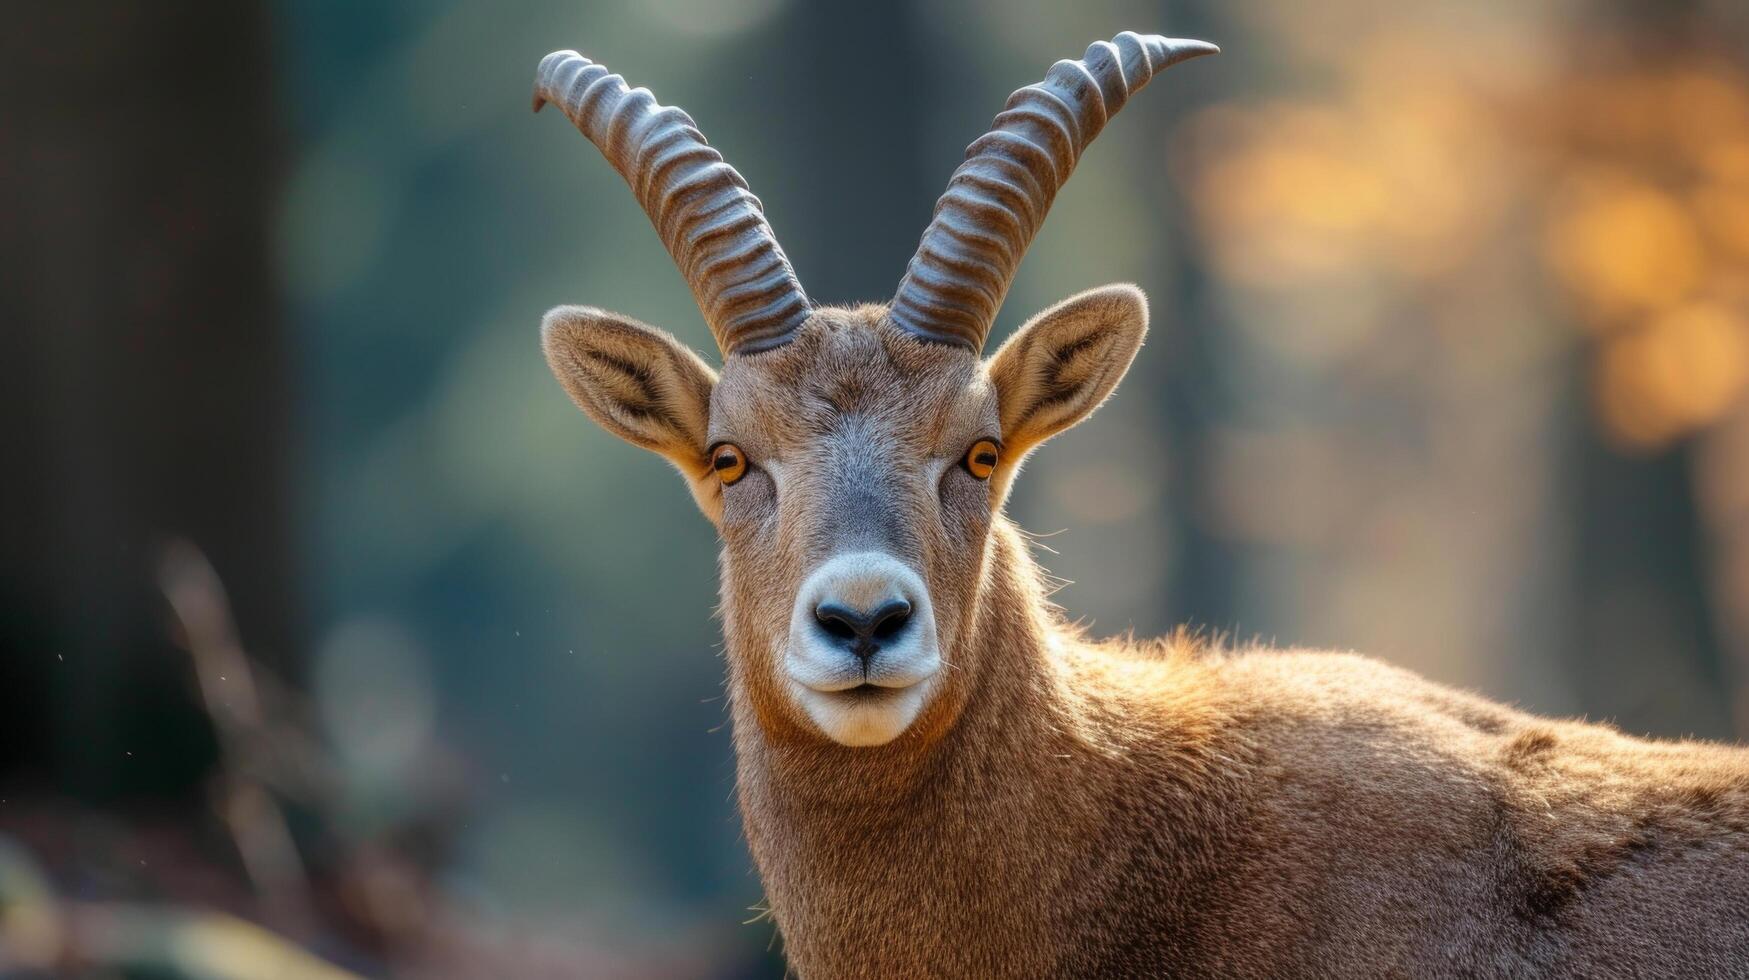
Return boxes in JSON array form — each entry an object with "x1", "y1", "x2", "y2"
[
  {"x1": 1156, "y1": 36, "x2": 1220, "y2": 64},
  {"x1": 532, "y1": 49, "x2": 588, "y2": 111}
]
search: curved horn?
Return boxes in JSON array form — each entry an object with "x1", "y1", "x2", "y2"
[
  {"x1": 534, "y1": 51, "x2": 810, "y2": 355},
  {"x1": 890, "y1": 32, "x2": 1218, "y2": 351}
]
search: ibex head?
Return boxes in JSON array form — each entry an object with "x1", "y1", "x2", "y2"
[{"x1": 536, "y1": 33, "x2": 1216, "y2": 747}]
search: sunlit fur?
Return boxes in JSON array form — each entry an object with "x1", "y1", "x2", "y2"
[{"x1": 544, "y1": 288, "x2": 1749, "y2": 978}]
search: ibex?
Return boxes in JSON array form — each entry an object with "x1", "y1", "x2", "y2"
[{"x1": 532, "y1": 32, "x2": 1749, "y2": 978}]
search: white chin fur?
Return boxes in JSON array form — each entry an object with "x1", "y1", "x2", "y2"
[{"x1": 793, "y1": 682, "x2": 932, "y2": 747}]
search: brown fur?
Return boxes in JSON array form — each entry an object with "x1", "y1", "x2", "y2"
[{"x1": 544, "y1": 294, "x2": 1749, "y2": 979}]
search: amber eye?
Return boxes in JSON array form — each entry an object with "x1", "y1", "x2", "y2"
[
  {"x1": 964, "y1": 439, "x2": 1000, "y2": 480},
  {"x1": 711, "y1": 443, "x2": 748, "y2": 485}
]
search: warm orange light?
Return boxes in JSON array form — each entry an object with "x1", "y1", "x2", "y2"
[
  {"x1": 1596, "y1": 303, "x2": 1749, "y2": 449},
  {"x1": 1545, "y1": 172, "x2": 1706, "y2": 323}
]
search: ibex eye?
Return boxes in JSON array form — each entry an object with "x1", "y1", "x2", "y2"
[
  {"x1": 711, "y1": 443, "x2": 748, "y2": 485},
  {"x1": 964, "y1": 439, "x2": 1000, "y2": 480}
]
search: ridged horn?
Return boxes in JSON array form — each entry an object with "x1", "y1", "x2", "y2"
[
  {"x1": 890, "y1": 32, "x2": 1218, "y2": 352},
  {"x1": 533, "y1": 51, "x2": 811, "y2": 355}
]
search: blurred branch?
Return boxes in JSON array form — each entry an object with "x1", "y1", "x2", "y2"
[{"x1": 157, "y1": 539, "x2": 326, "y2": 937}]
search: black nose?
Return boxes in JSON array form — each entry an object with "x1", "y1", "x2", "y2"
[{"x1": 814, "y1": 598, "x2": 912, "y2": 661}]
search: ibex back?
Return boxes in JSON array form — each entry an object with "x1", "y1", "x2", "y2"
[{"x1": 531, "y1": 32, "x2": 1749, "y2": 978}]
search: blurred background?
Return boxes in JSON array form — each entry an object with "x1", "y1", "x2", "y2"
[{"x1": 3, "y1": 0, "x2": 1748, "y2": 976}]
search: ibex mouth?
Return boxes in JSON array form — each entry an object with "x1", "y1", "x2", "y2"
[
  {"x1": 800, "y1": 674, "x2": 929, "y2": 696},
  {"x1": 786, "y1": 552, "x2": 942, "y2": 745}
]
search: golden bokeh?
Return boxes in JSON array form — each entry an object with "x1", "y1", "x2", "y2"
[
  {"x1": 1597, "y1": 302, "x2": 1749, "y2": 448},
  {"x1": 1183, "y1": 34, "x2": 1749, "y2": 451},
  {"x1": 1545, "y1": 171, "x2": 1707, "y2": 322}
]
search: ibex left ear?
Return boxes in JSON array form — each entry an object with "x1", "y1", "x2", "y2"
[{"x1": 986, "y1": 284, "x2": 1148, "y2": 455}]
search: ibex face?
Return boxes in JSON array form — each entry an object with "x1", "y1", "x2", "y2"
[
  {"x1": 703, "y1": 310, "x2": 988, "y2": 747},
  {"x1": 534, "y1": 34, "x2": 1216, "y2": 746},
  {"x1": 545, "y1": 290, "x2": 1147, "y2": 747}
]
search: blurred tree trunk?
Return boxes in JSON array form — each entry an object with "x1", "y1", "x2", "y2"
[
  {"x1": 0, "y1": 2, "x2": 296, "y2": 799},
  {"x1": 780, "y1": 0, "x2": 932, "y2": 302},
  {"x1": 1563, "y1": 0, "x2": 1737, "y2": 740}
]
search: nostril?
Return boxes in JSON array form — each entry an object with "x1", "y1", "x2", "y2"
[
  {"x1": 813, "y1": 598, "x2": 913, "y2": 647},
  {"x1": 814, "y1": 602, "x2": 862, "y2": 641},
  {"x1": 868, "y1": 599, "x2": 912, "y2": 640}
]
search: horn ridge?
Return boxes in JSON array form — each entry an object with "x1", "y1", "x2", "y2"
[
  {"x1": 534, "y1": 49, "x2": 811, "y2": 355},
  {"x1": 889, "y1": 33, "x2": 1217, "y2": 352}
]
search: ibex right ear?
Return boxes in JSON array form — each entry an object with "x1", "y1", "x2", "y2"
[{"x1": 542, "y1": 306, "x2": 718, "y2": 475}]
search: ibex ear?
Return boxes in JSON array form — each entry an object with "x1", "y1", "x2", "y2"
[
  {"x1": 542, "y1": 305, "x2": 718, "y2": 475},
  {"x1": 986, "y1": 284, "x2": 1148, "y2": 455}
]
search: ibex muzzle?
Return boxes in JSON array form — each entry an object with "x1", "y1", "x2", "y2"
[
  {"x1": 788, "y1": 551, "x2": 937, "y2": 746},
  {"x1": 784, "y1": 420, "x2": 940, "y2": 745}
]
